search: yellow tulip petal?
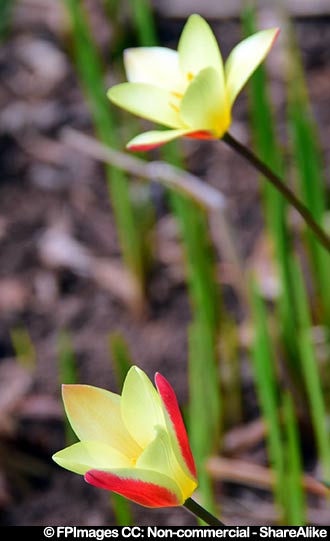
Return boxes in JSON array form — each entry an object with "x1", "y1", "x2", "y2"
[
  {"x1": 225, "y1": 28, "x2": 280, "y2": 105},
  {"x1": 127, "y1": 128, "x2": 192, "y2": 151},
  {"x1": 108, "y1": 83, "x2": 184, "y2": 128},
  {"x1": 180, "y1": 67, "x2": 231, "y2": 137},
  {"x1": 178, "y1": 14, "x2": 225, "y2": 86},
  {"x1": 121, "y1": 366, "x2": 165, "y2": 448},
  {"x1": 137, "y1": 426, "x2": 197, "y2": 501},
  {"x1": 124, "y1": 47, "x2": 186, "y2": 93},
  {"x1": 62, "y1": 385, "x2": 141, "y2": 458},
  {"x1": 52, "y1": 441, "x2": 132, "y2": 475}
]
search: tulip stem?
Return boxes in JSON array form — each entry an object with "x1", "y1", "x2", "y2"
[
  {"x1": 183, "y1": 498, "x2": 225, "y2": 526},
  {"x1": 222, "y1": 132, "x2": 330, "y2": 253}
]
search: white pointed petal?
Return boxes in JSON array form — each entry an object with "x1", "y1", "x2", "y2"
[
  {"x1": 127, "y1": 128, "x2": 192, "y2": 151},
  {"x1": 124, "y1": 47, "x2": 186, "y2": 93},
  {"x1": 178, "y1": 14, "x2": 225, "y2": 86},
  {"x1": 52, "y1": 441, "x2": 132, "y2": 475},
  {"x1": 180, "y1": 67, "x2": 231, "y2": 137},
  {"x1": 225, "y1": 28, "x2": 280, "y2": 105},
  {"x1": 108, "y1": 83, "x2": 184, "y2": 128},
  {"x1": 121, "y1": 367, "x2": 165, "y2": 448}
]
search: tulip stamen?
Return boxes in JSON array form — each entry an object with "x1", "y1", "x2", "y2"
[
  {"x1": 169, "y1": 102, "x2": 180, "y2": 113},
  {"x1": 171, "y1": 91, "x2": 183, "y2": 99},
  {"x1": 187, "y1": 72, "x2": 194, "y2": 81}
]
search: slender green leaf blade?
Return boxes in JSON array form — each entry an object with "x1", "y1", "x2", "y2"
[
  {"x1": 250, "y1": 278, "x2": 286, "y2": 520},
  {"x1": 57, "y1": 331, "x2": 78, "y2": 446},
  {"x1": 109, "y1": 332, "x2": 132, "y2": 389},
  {"x1": 283, "y1": 392, "x2": 306, "y2": 525}
]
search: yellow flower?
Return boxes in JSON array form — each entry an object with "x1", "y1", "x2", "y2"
[
  {"x1": 108, "y1": 14, "x2": 279, "y2": 151},
  {"x1": 52, "y1": 366, "x2": 197, "y2": 507}
]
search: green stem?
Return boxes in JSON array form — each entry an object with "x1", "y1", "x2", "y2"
[
  {"x1": 183, "y1": 498, "x2": 225, "y2": 526},
  {"x1": 222, "y1": 132, "x2": 330, "y2": 253}
]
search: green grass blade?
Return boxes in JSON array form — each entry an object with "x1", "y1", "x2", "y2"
[
  {"x1": 110, "y1": 493, "x2": 133, "y2": 526},
  {"x1": 162, "y1": 141, "x2": 222, "y2": 336},
  {"x1": 188, "y1": 320, "x2": 221, "y2": 460},
  {"x1": 250, "y1": 278, "x2": 286, "y2": 521},
  {"x1": 63, "y1": 0, "x2": 147, "y2": 292},
  {"x1": 292, "y1": 258, "x2": 330, "y2": 481},
  {"x1": 11, "y1": 326, "x2": 36, "y2": 371},
  {"x1": 128, "y1": 0, "x2": 157, "y2": 46},
  {"x1": 220, "y1": 320, "x2": 242, "y2": 426},
  {"x1": 109, "y1": 332, "x2": 132, "y2": 389},
  {"x1": 299, "y1": 333, "x2": 330, "y2": 481},
  {"x1": 57, "y1": 331, "x2": 78, "y2": 445},
  {"x1": 58, "y1": 331, "x2": 78, "y2": 385},
  {"x1": 287, "y1": 29, "x2": 330, "y2": 322},
  {"x1": 242, "y1": 5, "x2": 300, "y2": 374},
  {"x1": 0, "y1": 0, "x2": 14, "y2": 41},
  {"x1": 188, "y1": 319, "x2": 221, "y2": 513},
  {"x1": 174, "y1": 196, "x2": 221, "y2": 331},
  {"x1": 102, "y1": 0, "x2": 121, "y2": 19},
  {"x1": 282, "y1": 392, "x2": 306, "y2": 525},
  {"x1": 241, "y1": 6, "x2": 283, "y2": 182}
]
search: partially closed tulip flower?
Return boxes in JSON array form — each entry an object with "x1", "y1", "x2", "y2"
[
  {"x1": 108, "y1": 14, "x2": 279, "y2": 151},
  {"x1": 53, "y1": 366, "x2": 197, "y2": 507}
]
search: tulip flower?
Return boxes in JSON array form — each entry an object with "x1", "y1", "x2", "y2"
[
  {"x1": 108, "y1": 14, "x2": 279, "y2": 151},
  {"x1": 52, "y1": 366, "x2": 197, "y2": 507}
]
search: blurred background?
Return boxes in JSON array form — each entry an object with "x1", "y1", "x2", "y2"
[{"x1": 0, "y1": 0, "x2": 330, "y2": 526}]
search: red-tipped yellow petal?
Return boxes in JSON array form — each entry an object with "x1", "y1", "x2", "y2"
[
  {"x1": 62, "y1": 385, "x2": 141, "y2": 458},
  {"x1": 85, "y1": 468, "x2": 182, "y2": 507},
  {"x1": 180, "y1": 67, "x2": 231, "y2": 137},
  {"x1": 187, "y1": 131, "x2": 214, "y2": 140},
  {"x1": 137, "y1": 426, "x2": 197, "y2": 501},
  {"x1": 225, "y1": 28, "x2": 280, "y2": 105},
  {"x1": 178, "y1": 14, "x2": 225, "y2": 86},
  {"x1": 52, "y1": 441, "x2": 132, "y2": 475},
  {"x1": 155, "y1": 372, "x2": 197, "y2": 480},
  {"x1": 107, "y1": 83, "x2": 184, "y2": 128},
  {"x1": 127, "y1": 128, "x2": 193, "y2": 151},
  {"x1": 124, "y1": 47, "x2": 186, "y2": 93},
  {"x1": 121, "y1": 366, "x2": 165, "y2": 448}
]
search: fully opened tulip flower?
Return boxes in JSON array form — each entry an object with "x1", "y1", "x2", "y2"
[
  {"x1": 53, "y1": 366, "x2": 197, "y2": 508},
  {"x1": 108, "y1": 14, "x2": 279, "y2": 151}
]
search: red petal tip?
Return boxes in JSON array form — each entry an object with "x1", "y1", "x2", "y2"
[
  {"x1": 155, "y1": 373, "x2": 197, "y2": 479},
  {"x1": 186, "y1": 130, "x2": 214, "y2": 140},
  {"x1": 272, "y1": 28, "x2": 281, "y2": 46},
  {"x1": 127, "y1": 142, "x2": 165, "y2": 152},
  {"x1": 85, "y1": 470, "x2": 180, "y2": 508}
]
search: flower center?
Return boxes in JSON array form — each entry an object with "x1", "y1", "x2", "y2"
[{"x1": 168, "y1": 72, "x2": 195, "y2": 114}]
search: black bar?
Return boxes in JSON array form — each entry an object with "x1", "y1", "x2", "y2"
[{"x1": 1, "y1": 526, "x2": 330, "y2": 539}]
